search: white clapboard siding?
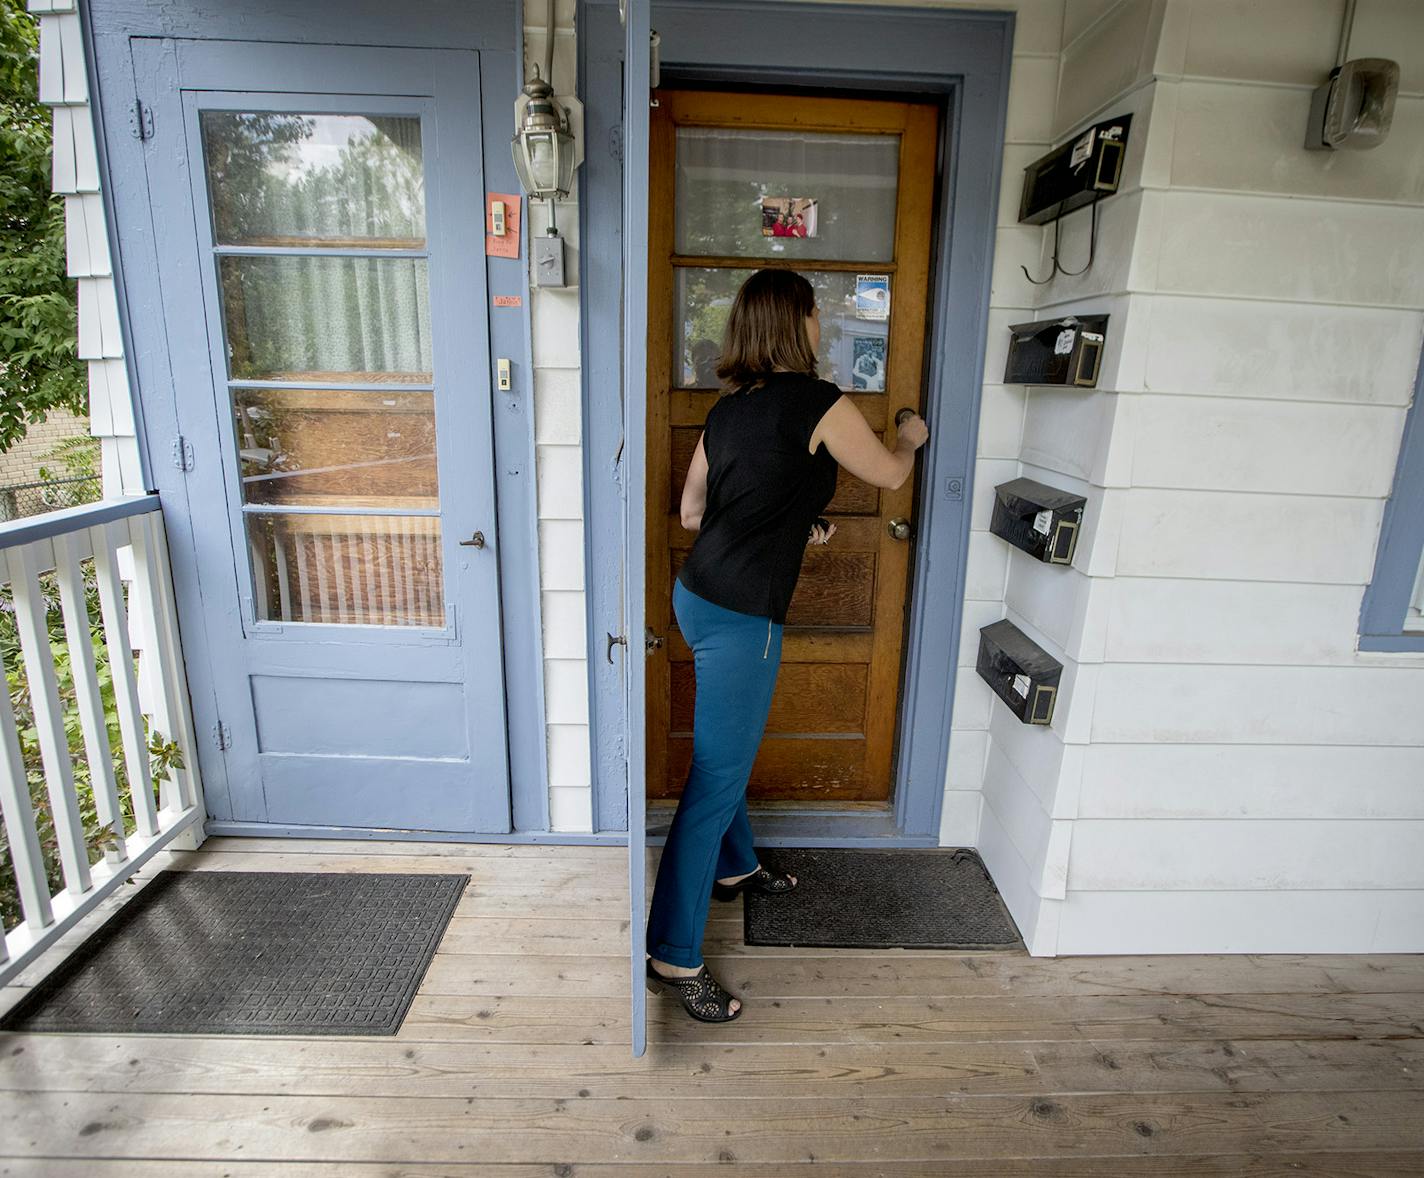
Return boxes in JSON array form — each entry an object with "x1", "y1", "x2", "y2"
[
  {"x1": 1054, "y1": 0, "x2": 1157, "y2": 136},
  {"x1": 1076, "y1": 741, "x2": 1424, "y2": 820},
  {"x1": 1089, "y1": 663, "x2": 1424, "y2": 747},
  {"x1": 1133, "y1": 295, "x2": 1424, "y2": 404},
  {"x1": 1056, "y1": 886, "x2": 1424, "y2": 955},
  {"x1": 50, "y1": 104, "x2": 99, "y2": 194},
  {"x1": 1113, "y1": 488, "x2": 1383, "y2": 582}
]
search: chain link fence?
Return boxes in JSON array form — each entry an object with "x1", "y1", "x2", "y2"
[{"x1": 0, "y1": 475, "x2": 103, "y2": 522}]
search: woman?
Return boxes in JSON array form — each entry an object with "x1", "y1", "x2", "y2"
[{"x1": 645, "y1": 268, "x2": 930, "y2": 1022}]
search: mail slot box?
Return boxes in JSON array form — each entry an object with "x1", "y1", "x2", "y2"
[
  {"x1": 1004, "y1": 315, "x2": 1108, "y2": 388},
  {"x1": 1019, "y1": 114, "x2": 1133, "y2": 225},
  {"x1": 990, "y1": 477, "x2": 1086, "y2": 565},
  {"x1": 977, "y1": 618, "x2": 1060, "y2": 726}
]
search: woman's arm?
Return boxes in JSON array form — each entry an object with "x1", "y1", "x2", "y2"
[
  {"x1": 811, "y1": 397, "x2": 928, "y2": 490},
  {"x1": 680, "y1": 431, "x2": 709, "y2": 531}
]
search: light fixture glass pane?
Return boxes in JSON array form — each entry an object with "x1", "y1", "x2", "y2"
[
  {"x1": 245, "y1": 512, "x2": 443, "y2": 627},
  {"x1": 233, "y1": 388, "x2": 438, "y2": 509},
  {"x1": 200, "y1": 112, "x2": 425, "y2": 248},
  {"x1": 219, "y1": 255, "x2": 433, "y2": 381},
  {"x1": 674, "y1": 267, "x2": 890, "y2": 392},
  {"x1": 675, "y1": 127, "x2": 900, "y2": 262}
]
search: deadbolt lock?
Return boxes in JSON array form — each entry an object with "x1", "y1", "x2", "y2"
[{"x1": 888, "y1": 517, "x2": 912, "y2": 541}]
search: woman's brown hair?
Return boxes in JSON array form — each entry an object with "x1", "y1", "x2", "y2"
[{"x1": 714, "y1": 268, "x2": 818, "y2": 392}]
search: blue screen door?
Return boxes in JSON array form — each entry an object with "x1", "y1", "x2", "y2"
[{"x1": 133, "y1": 39, "x2": 510, "y2": 832}]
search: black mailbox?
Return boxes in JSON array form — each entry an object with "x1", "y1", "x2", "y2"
[
  {"x1": 1019, "y1": 114, "x2": 1132, "y2": 225},
  {"x1": 1004, "y1": 314, "x2": 1108, "y2": 388},
  {"x1": 990, "y1": 477, "x2": 1086, "y2": 565},
  {"x1": 977, "y1": 619, "x2": 1060, "y2": 726}
]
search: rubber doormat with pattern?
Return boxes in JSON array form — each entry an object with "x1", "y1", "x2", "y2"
[
  {"x1": 0, "y1": 870, "x2": 468, "y2": 1035},
  {"x1": 742, "y1": 847, "x2": 1023, "y2": 950}
]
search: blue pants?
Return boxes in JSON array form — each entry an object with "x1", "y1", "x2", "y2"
[{"x1": 645, "y1": 577, "x2": 784, "y2": 968}]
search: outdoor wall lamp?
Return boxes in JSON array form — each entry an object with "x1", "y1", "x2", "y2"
[{"x1": 511, "y1": 64, "x2": 576, "y2": 201}]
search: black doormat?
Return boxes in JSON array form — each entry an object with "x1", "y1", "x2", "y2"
[
  {"x1": 742, "y1": 848, "x2": 1022, "y2": 950},
  {"x1": 0, "y1": 870, "x2": 468, "y2": 1036}
]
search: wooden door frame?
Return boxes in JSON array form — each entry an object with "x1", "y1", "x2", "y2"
[
  {"x1": 583, "y1": 0, "x2": 1014, "y2": 843},
  {"x1": 645, "y1": 88, "x2": 939, "y2": 808}
]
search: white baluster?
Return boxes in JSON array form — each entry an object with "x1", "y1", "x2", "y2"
[{"x1": 0, "y1": 610, "x2": 54, "y2": 938}]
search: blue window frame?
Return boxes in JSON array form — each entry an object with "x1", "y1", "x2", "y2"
[{"x1": 1359, "y1": 336, "x2": 1424, "y2": 652}]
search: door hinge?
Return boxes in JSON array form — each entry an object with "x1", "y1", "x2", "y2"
[
  {"x1": 172, "y1": 435, "x2": 194, "y2": 472},
  {"x1": 212, "y1": 721, "x2": 231, "y2": 751},
  {"x1": 130, "y1": 99, "x2": 154, "y2": 140}
]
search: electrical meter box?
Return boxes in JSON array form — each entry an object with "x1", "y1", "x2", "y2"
[
  {"x1": 990, "y1": 477, "x2": 1085, "y2": 565},
  {"x1": 1004, "y1": 314, "x2": 1108, "y2": 387},
  {"x1": 977, "y1": 619, "x2": 1061, "y2": 726}
]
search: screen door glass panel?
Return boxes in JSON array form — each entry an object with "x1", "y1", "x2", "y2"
[
  {"x1": 675, "y1": 127, "x2": 900, "y2": 262},
  {"x1": 675, "y1": 267, "x2": 890, "y2": 391},
  {"x1": 200, "y1": 109, "x2": 443, "y2": 626}
]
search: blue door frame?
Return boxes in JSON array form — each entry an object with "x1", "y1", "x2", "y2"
[{"x1": 582, "y1": 0, "x2": 1014, "y2": 846}]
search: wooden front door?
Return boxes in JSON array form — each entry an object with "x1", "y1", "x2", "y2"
[{"x1": 646, "y1": 89, "x2": 939, "y2": 805}]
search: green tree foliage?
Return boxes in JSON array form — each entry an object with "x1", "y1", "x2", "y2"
[{"x1": 0, "y1": 0, "x2": 86, "y2": 451}]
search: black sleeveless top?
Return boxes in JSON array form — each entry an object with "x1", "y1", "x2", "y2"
[{"x1": 676, "y1": 371, "x2": 843, "y2": 624}]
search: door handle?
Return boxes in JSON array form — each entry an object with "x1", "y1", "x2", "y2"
[
  {"x1": 460, "y1": 531, "x2": 486, "y2": 548},
  {"x1": 888, "y1": 517, "x2": 912, "y2": 541},
  {"x1": 895, "y1": 407, "x2": 921, "y2": 427}
]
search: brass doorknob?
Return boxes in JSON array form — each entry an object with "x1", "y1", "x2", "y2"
[{"x1": 888, "y1": 517, "x2": 912, "y2": 541}]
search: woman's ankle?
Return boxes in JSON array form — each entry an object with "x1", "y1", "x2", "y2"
[{"x1": 649, "y1": 955, "x2": 701, "y2": 976}]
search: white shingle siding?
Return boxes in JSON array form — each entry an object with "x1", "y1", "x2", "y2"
[{"x1": 30, "y1": 0, "x2": 144, "y2": 496}]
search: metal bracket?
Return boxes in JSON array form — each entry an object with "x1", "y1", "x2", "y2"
[
  {"x1": 606, "y1": 632, "x2": 627, "y2": 663},
  {"x1": 212, "y1": 721, "x2": 231, "y2": 751}
]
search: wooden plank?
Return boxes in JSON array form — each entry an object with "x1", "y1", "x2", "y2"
[
  {"x1": 4, "y1": 1156, "x2": 1424, "y2": 1177},
  {"x1": 90, "y1": 522, "x2": 156, "y2": 838},
  {"x1": 3, "y1": 1089, "x2": 1422, "y2": 1162},
  {"x1": 413, "y1": 951, "x2": 1424, "y2": 999},
  {"x1": 2, "y1": 1035, "x2": 1419, "y2": 1100},
  {"x1": 53, "y1": 530, "x2": 127, "y2": 862},
  {"x1": 6, "y1": 544, "x2": 91, "y2": 894},
  {"x1": 395, "y1": 990, "x2": 1424, "y2": 1044}
]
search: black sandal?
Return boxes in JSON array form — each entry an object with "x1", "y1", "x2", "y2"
[
  {"x1": 645, "y1": 960, "x2": 743, "y2": 1022},
  {"x1": 711, "y1": 864, "x2": 799, "y2": 902}
]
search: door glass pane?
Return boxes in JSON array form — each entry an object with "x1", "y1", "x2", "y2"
[
  {"x1": 220, "y1": 255, "x2": 433, "y2": 381},
  {"x1": 675, "y1": 268, "x2": 890, "y2": 391},
  {"x1": 675, "y1": 127, "x2": 900, "y2": 262},
  {"x1": 201, "y1": 113, "x2": 425, "y2": 248},
  {"x1": 233, "y1": 389, "x2": 438, "y2": 508},
  {"x1": 246, "y1": 512, "x2": 443, "y2": 626}
]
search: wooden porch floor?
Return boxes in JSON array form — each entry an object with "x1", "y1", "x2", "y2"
[{"x1": 1, "y1": 837, "x2": 1422, "y2": 1175}]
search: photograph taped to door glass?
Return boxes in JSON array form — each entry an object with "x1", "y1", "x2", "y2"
[
  {"x1": 675, "y1": 127, "x2": 899, "y2": 262},
  {"x1": 245, "y1": 511, "x2": 443, "y2": 627},
  {"x1": 676, "y1": 267, "x2": 889, "y2": 391},
  {"x1": 200, "y1": 112, "x2": 426, "y2": 248},
  {"x1": 232, "y1": 388, "x2": 438, "y2": 509}
]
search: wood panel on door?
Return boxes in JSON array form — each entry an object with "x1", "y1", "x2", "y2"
[{"x1": 646, "y1": 89, "x2": 939, "y2": 804}]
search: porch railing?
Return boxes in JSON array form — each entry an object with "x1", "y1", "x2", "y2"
[{"x1": 0, "y1": 496, "x2": 204, "y2": 985}]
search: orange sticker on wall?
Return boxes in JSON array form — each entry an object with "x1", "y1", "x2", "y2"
[
  {"x1": 493, "y1": 295, "x2": 522, "y2": 307},
  {"x1": 486, "y1": 193, "x2": 521, "y2": 258}
]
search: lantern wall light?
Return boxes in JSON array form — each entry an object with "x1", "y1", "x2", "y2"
[{"x1": 512, "y1": 64, "x2": 578, "y2": 202}]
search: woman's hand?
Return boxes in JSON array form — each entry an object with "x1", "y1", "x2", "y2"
[{"x1": 807, "y1": 521, "x2": 837, "y2": 546}]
